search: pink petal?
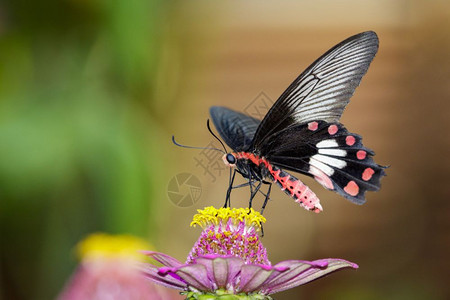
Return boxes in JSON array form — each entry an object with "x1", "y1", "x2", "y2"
[
  {"x1": 238, "y1": 265, "x2": 283, "y2": 293},
  {"x1": 259, "y1": 260, "x2": 323, "y2": 294},
  {"x1": 263, "y1": 259, "x2": 358, "y2": 294},
  {"x1": 140, "y1": 264, "x2": 186, "y2": 291},
  {"x1": 171, "y1": 264, "x2": 215, "y2": 291},
  {"x1": 195, "y1": 256, "x2": 245, "y2": 289},
  {"x1": 141, "y1": 251, "x2": 183, "y2": 268}
]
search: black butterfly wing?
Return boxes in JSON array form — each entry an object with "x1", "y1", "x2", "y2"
[
  {"x1": 252, "y1": 31, "x2": 379, "y2": 150},
  {"x1": 261, "y1": 121, "x2": 385, "y2": 204},
  {"x1": 210, "y1": 106, "x2": 260, "y2": 152}
]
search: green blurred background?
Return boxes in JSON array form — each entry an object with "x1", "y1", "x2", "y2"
[{"x1": 0, "y1": 1, "x2": 449, "y2": 299}]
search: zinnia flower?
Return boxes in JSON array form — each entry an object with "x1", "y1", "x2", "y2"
[
  {"x1": 58, "y1": 233, "x2": 181, "y2": 300},
  {"x1": 142, "y1": 207, "x2": 358, "y2": 299}
]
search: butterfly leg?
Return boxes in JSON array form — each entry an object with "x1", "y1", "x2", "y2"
[
  {"x1": 231, "y1": 181, "x2": 254, "y2": 189},
  {"x1": 259, "y1": 181, "x2": 271, "y2": 238},
  {"x1": 248, "y1": 180, "x2": 262, "y2": 209},
  {"x1": 226, "y1": 163, "x2": 267, "y2": 209},
  {"x1": 232, "y1": 181, "x2": 271, "y2": 202},
  {"x1": 246, "y1": 165, "x2": 259, "y2": 208},
  {"x1": 225, "y1": 169, "x2": 237, "y2": 208},
  {"x1": 260, "y1": 181, "x2": 272, "y2": 215}
]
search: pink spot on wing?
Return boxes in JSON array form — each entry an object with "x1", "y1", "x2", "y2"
[
  {"x1": 328, "y1": 124, "x2": 338, "y2": 135},
  {"x1": 344, "y1": 181, "x2": 359, "y2": 196},
  {"x1": 346, "y1": 136, "x2": 356, "y2": 146},
  {"x1": 362, "y1": 168, "x2": 375, "y2": 181},
  {"x1": 309, "y1": 166, "x2": 334, "y2": 190},
  {"x1": 315, "y1": 174, "x2": 333, "y2": 190},
  {"x1": 356, "y1": 150, "x2": 367, "y2": 160},
  {"x1": 308, "y1": 121, "x2": 319, "y2": 131}
]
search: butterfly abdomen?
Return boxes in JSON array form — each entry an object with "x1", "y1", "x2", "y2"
[
  {"x1": 266, "y1": 164, "x2": 323, "y2": 213},
  {"x1": 235, "y1": 152, "x2": 323, "y2": 213}
]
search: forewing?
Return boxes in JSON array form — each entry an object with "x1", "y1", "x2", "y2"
[
  {"x1": 262, "y1": 121, "x2": 386, "y2": 204},
  {"x1": 210, "y1": 106, "x2": 260, "y2": 152},
  {"x1": 252, "y1": 31, "x2": 379, "y2": 149}
]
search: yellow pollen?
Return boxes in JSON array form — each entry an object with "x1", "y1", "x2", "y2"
[
  {"x1": 190, "y1": 206, "x2": 266, "y2": 230},
  {"x1": 223, "y1": 231, "x2": 232, "y2": 237}
]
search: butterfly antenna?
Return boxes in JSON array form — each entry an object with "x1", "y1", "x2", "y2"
[
  {"x1": 207, "y1": 119, "x2": 228, "y2": 154},
  {"x1": 172, "y1": 136, "x2": 225, "y2": 154}
]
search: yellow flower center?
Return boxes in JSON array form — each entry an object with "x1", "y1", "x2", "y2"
[
  {"x1": 190, "y1": 206, "x2": 266, "y2": 231},
  {"x1": 187, "y1": 207, "x2": 270, "y2": 265}
]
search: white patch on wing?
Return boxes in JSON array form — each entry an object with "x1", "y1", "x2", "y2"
[
  {"x1": 316, "y1": 139, "x2": 338, "y2": 148},
  {"x1": 312, "y1": 154, "x2": 347, "y2": 169},
  {"x1": 318, "y1": 148, "x2": 347, "y2": 157},
  {"x1": 309, "y1": 157, "x2": 334, "y2": 176}
]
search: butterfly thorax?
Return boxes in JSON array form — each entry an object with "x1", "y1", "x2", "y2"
[
  {"x1": 229, "y1": 152, "x2": 267, "y2": 180},
  {"x1": 235, "y1": 152, "x2": 263, "y2": 166}
]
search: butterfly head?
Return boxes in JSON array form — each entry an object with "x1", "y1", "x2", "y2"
[{"x1": 223, "y1": 153, "x2": 237, "y2": 167}]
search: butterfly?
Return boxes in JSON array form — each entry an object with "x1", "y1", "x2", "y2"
[{"x1": 209, "y1": 31, "x2": 386, "y2": 213}]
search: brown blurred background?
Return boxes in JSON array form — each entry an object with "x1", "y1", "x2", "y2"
[{"x1": 1, "y1": 0, "x2": 449, "y2": 299}]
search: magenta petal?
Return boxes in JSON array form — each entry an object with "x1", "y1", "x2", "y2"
[
  {"x1": 237, "y1": 264, "x2": 283, "y2": 293},
  {"x1": 195, "y1": 256, "x2": 245, "y2": 289},
  {"x1": 258, "y1": 260, "x2": 322, "y2": 294},
  {"x1": 263, "y1": 259, "x2": 358, "y2": 294},
  {"x1": 140, "y1": 264, "x2": 186, "y2": 291},
  {"x1": 142, "y1": 267, "x2": 186, "y2": 290},
  {"x1": 141, "y1": 252, "x2": 357, "y2": 296},
  {"x1": 172, "y1": 264, "x2": 215, "y2": 291},
  {"x1": 141, "y1": 251, "x2": 183, "y2": 268}
]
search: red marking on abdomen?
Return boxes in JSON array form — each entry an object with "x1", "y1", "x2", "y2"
[
  {"x1": 234, "y1": 152, "x2": 323, "y2": 212},
  {"x1": 266, "y1": 162, "x2": 322, "y2": 213}
]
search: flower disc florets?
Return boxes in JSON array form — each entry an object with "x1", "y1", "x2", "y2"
[{"x1": 187, "y1": 207, "x2": 268, "y2": 265}]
